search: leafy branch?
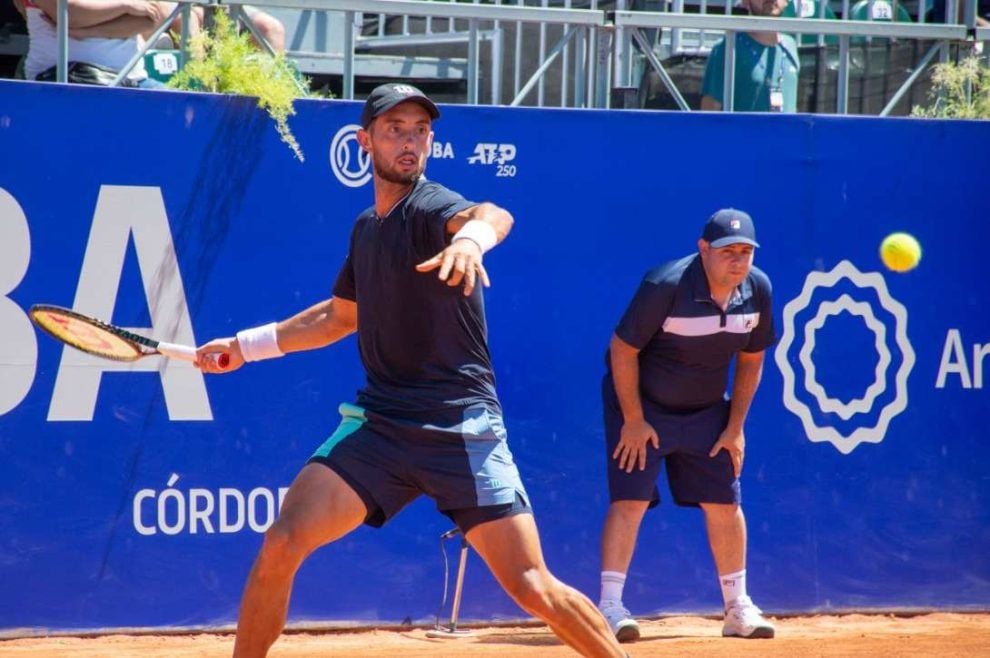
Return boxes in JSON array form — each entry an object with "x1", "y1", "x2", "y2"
[{"x1": 168, "y1": 9, "x2": 312, "y2": 160}]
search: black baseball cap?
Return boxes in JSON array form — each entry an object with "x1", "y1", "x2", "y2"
[
  {"x1": 702, "y1": 209, "x2": 760, "y2": 248},
  {"x1": 360, "y1": 83, "x2": 440, "y2": 129}
]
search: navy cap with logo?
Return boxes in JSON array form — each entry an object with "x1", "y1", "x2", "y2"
[
  {"x1": 702, "y1": 208, "x2": 760, "y2": 248},
  {"x1": 360, "y1": 83, "x2": 440, "y2": 129}
]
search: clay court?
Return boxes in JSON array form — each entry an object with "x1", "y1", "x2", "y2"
[{"x1": 2, "y1": 613, "x2": 987, "y2": 657}]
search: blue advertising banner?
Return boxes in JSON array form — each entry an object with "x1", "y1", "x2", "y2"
[{"x1": 0, "y1": 80, "x2": 987, "y2": 632}]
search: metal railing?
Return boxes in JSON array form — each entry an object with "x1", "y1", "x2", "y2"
[
  {"x1": 246, "y1": 0, "x2": 608, "y2": 103},
  {"x1": 612, "y1": 10, "x2": 974, "y2": 113},
  {"x1": 45, "y1": 0, "x2": 986, "y2": 114}
]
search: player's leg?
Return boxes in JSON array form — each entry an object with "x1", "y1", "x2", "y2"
[
  {"x1": 235, "y1": 404, "x2": 420, "y2": 657},
  {"x1": 467, "y1": 513, "x2": 627, "y2": 658},
  {"x1": 233, "y1": 463, "x2": 367, "y2": 658}
]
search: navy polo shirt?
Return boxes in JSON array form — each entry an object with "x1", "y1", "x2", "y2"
[
  {"x1": 608, "y1": 254, "x2": 776, "y2": 411},
  {"x1": 332, "y1": 178, "x2": 499, "y2": 419}
]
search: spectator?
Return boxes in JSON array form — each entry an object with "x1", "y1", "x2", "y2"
[
  {"x1": 701, "y1": 0, "x2": 800, "y2": 112},
  {"x1": 22, "y1": 0, "x2": 171, "y2": 87},
  {"x1": 930, "y1": 0, "x2": 990, "y2": 25},
  {"x1": 167, "y1": 6, "x2": 286, "y2": 53}
]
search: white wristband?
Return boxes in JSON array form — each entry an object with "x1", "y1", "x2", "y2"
[
  {"x1": 236, "y1": 322, "x2": 284, "y2": 362},
  {"x1": 452, "y1": 219, "x2": 498, "y2": 253}
]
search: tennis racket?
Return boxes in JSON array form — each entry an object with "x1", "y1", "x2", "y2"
[{"x1": 30, "y1": 304, "x2": 229, "y2": 368}]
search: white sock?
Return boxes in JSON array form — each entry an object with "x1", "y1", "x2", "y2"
[
  {"x1": 719, "y1": 569, "x2": 747, "y2": 607},
  {"x1": 600, "y1": 571, "x2": 627, "y2": 606}
]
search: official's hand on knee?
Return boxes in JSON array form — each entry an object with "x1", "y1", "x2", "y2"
[
  {"x1": 613, "y1": 419, "x2": 659, "y2": 473},
  {"x1": 709, "y1": 428, "x2": 745, "y2": 477}
]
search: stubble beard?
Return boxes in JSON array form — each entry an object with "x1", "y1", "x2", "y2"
[{"x1": 374, "y1": 160, "x2": 423, "y2": 185}]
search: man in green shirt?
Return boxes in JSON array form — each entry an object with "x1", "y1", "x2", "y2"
[{"x1": 701, "y1": 0, "x2": 800, "y2": 112}]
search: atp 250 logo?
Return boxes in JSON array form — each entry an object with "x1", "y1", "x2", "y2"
[
  {"x1": 468, "y1": 143, "x2": 517, "y2": 177},
  {"x1": 774, "y1": 261, "x2": 915, "y2": 454}
]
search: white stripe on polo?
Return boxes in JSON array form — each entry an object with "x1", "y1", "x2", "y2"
[{"x1": 663, "y1": 312, "x2": 761, "y2": 337}]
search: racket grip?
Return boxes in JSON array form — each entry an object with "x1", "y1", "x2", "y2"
[
  {"x1": 156, "y1": 341, "x2": 197, "y2": 363},
  {"x1": 217, "y1": 353, "x2": 230, "y2": 369}
]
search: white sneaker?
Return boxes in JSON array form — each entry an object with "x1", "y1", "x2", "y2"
[
  {"x1": 722, "y1": 596, "x2": 775, "y2": 639},
  {"x1": 599, "y1": 601, "x2": 640, "y2": 643}
]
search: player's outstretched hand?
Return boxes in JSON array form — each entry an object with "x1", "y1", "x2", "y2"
[
  {"x1": 197, "y1": 337, "x2": 243, "y2": 374},
  {"x1": 416, "y1": 238, "x2": 491, "y2": 296},
  {"x1": 613, "y1": 418, "x2": 660, "y2": 473}
]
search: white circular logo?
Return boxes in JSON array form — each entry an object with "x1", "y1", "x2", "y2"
[
  {"x1": 774, "y1": 260, "x2": 915, "y2": 455},
  {"x1": 329, "y1": 124, "x2": 371, "y2": 188}
]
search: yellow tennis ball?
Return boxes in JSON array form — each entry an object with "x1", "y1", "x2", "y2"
[{"x1": 880, "y1": 232, "x2": 922, "y2": 273}]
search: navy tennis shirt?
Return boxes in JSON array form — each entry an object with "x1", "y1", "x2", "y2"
[
  {"x1": 607, "y1": 254, "x2": 776, "y2": 412},
  {"x1": 332, "y1": 178, "x2": 500, "y2": 419}
]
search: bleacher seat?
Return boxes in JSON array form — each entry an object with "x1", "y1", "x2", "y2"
[
  {"x1": 849, "y1": 0, "x2": 913, "y2": 43},
  {"x1": 782, "y1": 0, "x2": 839, "y2": 45},
  {"x1": 144, "y1": 50, "x2": 183, "y2": 83}
]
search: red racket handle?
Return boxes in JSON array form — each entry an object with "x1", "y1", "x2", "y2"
[{"x1": 217, "y1": 353, "x2": 230, "y2": 369}]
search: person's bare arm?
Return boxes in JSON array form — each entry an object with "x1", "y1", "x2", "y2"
[
  {"x1": 610, "y1": 333, "x2": 660, "y2": 473},
  {"x1": 274, "y1": 297, "x2": 358, "y2": 354},
  {"x1": 701, "y1": 95, "x2": 723, "y2": 111},
  {"x1": 68, "y1": 12, "x2": 155, "y2": 37},
  {"x1": 443, "y1": 201, "x2": 514, "y2": 241},
  {"x1": 415, "y1": 202, "x2": 514, "y2": 296},
  {"x1": 34, "y1": 0, "x2": 157, "y2": 28}
]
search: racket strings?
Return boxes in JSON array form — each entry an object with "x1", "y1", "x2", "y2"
[{"x1": 30, "y1": 307, "x2": 145, "y2": 361}]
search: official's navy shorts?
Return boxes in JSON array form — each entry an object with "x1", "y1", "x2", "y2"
[
  {"x1": 603, "y1": 379, "x2": 740, "y2": 508},
  {"x1": 308, "y1": 402, "x2": 532, "y2": 533}
]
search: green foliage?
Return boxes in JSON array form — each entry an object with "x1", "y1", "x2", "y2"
[
  {"x1": 912, "y1": 55, "x2": 990, "y2": 120},
  {"x1": 168, "y1": 10, "x2": 311, "y2": 160}
]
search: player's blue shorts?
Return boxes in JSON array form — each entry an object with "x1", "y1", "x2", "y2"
[
  {"x1": 308, "y1": 402, "x2": 531, "y2": 532},
  {"x1": 602, "y1": 378, "x2": 740, "y2": 508}
]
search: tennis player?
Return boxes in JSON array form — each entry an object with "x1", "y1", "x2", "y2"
[{"x1": 197, "y1": 83, "x2": 627, "y2": 658}]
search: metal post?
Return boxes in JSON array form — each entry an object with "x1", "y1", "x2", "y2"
[
  {"x1": 538, "y1": 0, "x2": 548, "y2": 106},
  {"x1": 468, "y1": 18, "x2": 479, "y2": 104},
  {"x1": 574, "y1": 26, "x2": 587, "y2": 107},
  {"x1": 180, "y1": 2, "x2": 191, "y2": 71},
  {"x1": 426, "y1": 533, "x2": 474, "y2": 639},
  {"x1": 595, "y1": 25, "x2": 613, "y2": 107},
  {"x1": 514, "y1": 0, "x2": 522, "y2": 100},
  {"x1": 614, "y1": 0, "x2": 629, "y2": 88},
  {"x1": 492, "y1": 27, "x2": 504, "y2": 105},
  {"x1": 561, "y1": 0, "x2": 571, "y2": 107},
  {"x1": 837, "y1": 34, "x2": 850, "y2": 113},
  {"x1": 343, "y1": 10, "x2": 355, "y2": 100},
  {"x1": 449, "y1": 538, "x2": 469, "y2": 630},
  {"x1": 837, "y1": 0, "x2": 851, "y2": 113},
  {"x1": 56, "y1": 0, "x2": 68, "y2": 82},
  {"x1": 672, "y1": 0, "x2": 683, "y2": 57},
  {"x1": 722, "y1": 30, "x2": 736, "y2": 111}
]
